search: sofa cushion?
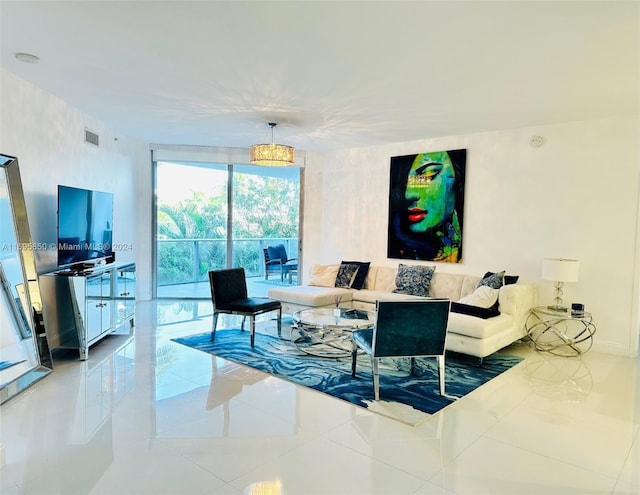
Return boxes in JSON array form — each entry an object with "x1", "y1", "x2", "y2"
[
  {"x1": 392, "y1": 264, "x2": 436, "y2": 297},
  {"x1": 363, "y1": 266, "x2": 379, "y2": 290},
  {"x1": 458, "y1": 285, "x2": 499, "y2": 308},
  {"x1": 335, "y1": 262, "x2": 361, "y2": 288},
  {"x1": 429, "y1": 272, "x2": 480, "y2": 300},
  {"x1": 308, "y1": 264, "x2": 339, "y2": 287},
  {"x1": 351, "y1": 289, "x2": 426, "y2": 305},
  {"x1": 372, "y1": 266, "x2": 397, "y2": 292},
  {"x1": 268, "y1": 285, "x2": 353, "y2": 308},
  {"x1": 341, "y1": 260, "x2": 371, "y2": 290}
]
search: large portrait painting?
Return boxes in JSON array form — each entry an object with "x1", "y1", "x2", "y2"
[{"x1": 387, "y1": 149, "x2": 466, "y2": 263}]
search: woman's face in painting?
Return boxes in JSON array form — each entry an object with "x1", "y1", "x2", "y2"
[{"x1": 404, "y1": 151, "x2": 456, "y2": 233}]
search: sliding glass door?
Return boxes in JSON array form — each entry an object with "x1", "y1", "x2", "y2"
[
  {"x1": 231, "y1": 164, "x2": 299, "y2": 277},
  {"x1": 154, "y1": 160, "x2": 300, "y2": 299}
]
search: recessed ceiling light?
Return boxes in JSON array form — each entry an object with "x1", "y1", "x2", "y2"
[{"x1": 15, "y1": 53, "x2": 40, "y2": 64}]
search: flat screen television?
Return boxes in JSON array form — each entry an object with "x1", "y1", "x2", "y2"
[{"x1": 57, "y1": 185, "x2": 114, "y2": 268}]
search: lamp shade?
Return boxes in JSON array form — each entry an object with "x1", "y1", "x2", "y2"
[
  {"x1": 542, "y1": 258, "x2": 580, "y2": 283},
  {"x1": 249, "y1": 143, "x2": 295, "y2": 166},
  {"x1": 250, "y1": 122, "x2": 295, "y2": 166}
]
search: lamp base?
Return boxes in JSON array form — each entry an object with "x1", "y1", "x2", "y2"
[
  {"x1": 547, "y1": 304, "x2": 568, "y2": 312},
  {"x1": 549, "y1": 283, "x2": 568, "y2": 312}
]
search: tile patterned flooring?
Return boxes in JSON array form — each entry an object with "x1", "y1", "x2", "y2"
[{"x1": 1, "y1": 300, "x2": 638, "y2": 495}]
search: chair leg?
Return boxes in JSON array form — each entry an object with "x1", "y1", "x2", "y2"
[
  {"x1": 373, "y1": 358, "x2": 380, "y2": 401},
  {"x1": 241, "y1": 316, "x2": 246, "y2": 332},
  {"x1": 250, "y1": 316, "x2": 256, "y2": 348},
  {"x1": 276, "y1": 308, "x2": 282, "y2": 339},
  {"x1": 410, "y1": 357, "x2": 417, "y2": 375},
  {"x1": 437, "y1": 355, "x2": 446, "y2": 396},
  {"x1": 351, "y1": 341, "x2": 358, "y2": 376},
  {"x1": 211, "y1": 312, "x2": 219, "y2": 342}
]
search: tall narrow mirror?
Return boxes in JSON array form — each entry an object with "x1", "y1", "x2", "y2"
[{"x1": 0, "y1": 153, "x2": 52, "y2": 404}]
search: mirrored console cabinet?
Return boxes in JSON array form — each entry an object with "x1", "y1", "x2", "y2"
[
  {"x1": 41, "y1": 263, "x2": 135, "y2": 361},
  {"x1": 0, "y1": 153, "x2": 53, "y2": 404}
]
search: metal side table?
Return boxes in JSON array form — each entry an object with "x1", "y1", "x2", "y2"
[{"x1": 525, "y1": 306, "x2": 596, "y2": 356}]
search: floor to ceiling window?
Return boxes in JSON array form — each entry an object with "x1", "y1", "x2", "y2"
[{"x1": 154, "y1": 160, "x2": 301, "y2": 299}]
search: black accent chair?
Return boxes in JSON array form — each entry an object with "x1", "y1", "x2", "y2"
[
  {"x1": 264, "y1": 244, "x2": 298, "y2": 282},
  {"x1": 208, "y1": 268, "x2": 282, "y2": 348},
  {"x1": 351, "y1": 299, "x2": 453, "y2": 400}
]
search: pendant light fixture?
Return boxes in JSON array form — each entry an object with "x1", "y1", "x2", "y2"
[{"x1": 249, "y1": 122, "x2": 295, "y2": 166}]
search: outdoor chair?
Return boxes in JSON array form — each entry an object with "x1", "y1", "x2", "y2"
[
  {"x1": 208, "y1": 267, "x2": 282, "y2": 348},
  {"x1": 351, "y1": 299, "x2": 453, "y2": 400},
  {"x1": 264, "y1": 244, "x2": 298, "y2": 282}
]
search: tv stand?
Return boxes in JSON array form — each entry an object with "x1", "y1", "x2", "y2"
[
  {"x1": 56, "y1": 268, "x2": 93, "y2": 277},
  {"x1": 40, "y1": 263, "x2": 135, "y2": 360}
]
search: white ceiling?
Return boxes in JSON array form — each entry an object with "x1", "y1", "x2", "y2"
[{"x1": 1, "y1": 1, "x2": 638, "y2": 152}]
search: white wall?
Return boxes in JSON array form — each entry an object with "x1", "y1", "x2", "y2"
[
  {"x1": 303, "y1": 117, "x2": 640, "y2": 357},
  {"x1": 0, "y1": 69, "x2": 148, "y2": 290},
  {"x1": 2, "y1": 67, "x2": 638, "y2": 357}
]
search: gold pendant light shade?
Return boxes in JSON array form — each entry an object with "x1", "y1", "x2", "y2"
[
  {"x1": 250, "y1": 123, "x2": 295, "y2": 166},
  {"x1": 249, "y1": 143, "x2": 295, "y2": 166}
]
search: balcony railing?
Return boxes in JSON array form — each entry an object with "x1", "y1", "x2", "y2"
[{"x1": 157, "y1": 237, "x2": 298, "y2": 287}]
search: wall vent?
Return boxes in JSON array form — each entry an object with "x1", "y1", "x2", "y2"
[{"x1": 84, "y1": 128, "x2": 99, "y2": 147}]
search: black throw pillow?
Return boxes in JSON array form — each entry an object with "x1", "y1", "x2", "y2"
[
  {"x1": 341, "y1": 261, "x2": 371, "y2": 290},
  {"x1": 335, "y1": 262, "x2": 361, "y2": 288},
  {"x1": 483, "y1": 271, "x2": 519, "y2": 285},
  {"x1": 451, "y1": 302, "x2": 501, "y2": 319}
]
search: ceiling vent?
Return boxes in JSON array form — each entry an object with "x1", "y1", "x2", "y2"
[{"x1": 84, "y1": 128, "x2": 99, "y2": 147}]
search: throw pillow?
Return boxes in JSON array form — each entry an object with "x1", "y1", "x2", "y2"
[
  {"x1": 341, "y1": 261, "x2": 371, "y2": 290},
  {"x1": 477, "y1": 270, "x2": 505, "y2": 290},
  {"x1": 483, "y1": 271, "x2": 519, "y2": 285},
  {"x1": 392, "y1": 264, "x2": 436, "y2": 297},
  {"x1": 458, "y1": 286, "x2": 500, "y2": 309},
  {"x1": 450, "y1": 302, "x2": 501, "y2": 319},
  {"x1": 308, "y1": 264, "x2": 339, "y2": 287},
  {"x1": 335, "y1": 262, "x2": 361, "y2": 288}
]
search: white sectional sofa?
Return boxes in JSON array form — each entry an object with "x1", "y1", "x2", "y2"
[{"x1": 267, "y1": 264, "x2": 537, "y2": 360}]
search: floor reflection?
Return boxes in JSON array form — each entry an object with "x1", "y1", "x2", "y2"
[
  {"x1": 1, "y1": 300, "x2": 638, "y2": 495},
  {"x1": 523, "y1": 353, "x2": 593, "y2": 402}
]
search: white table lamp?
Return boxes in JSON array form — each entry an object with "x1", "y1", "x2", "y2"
[{"x1": 542, "y1": 258, "x2": 580, "y2": 312}]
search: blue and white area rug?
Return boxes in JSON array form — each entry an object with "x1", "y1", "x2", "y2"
[{"x1": 173, "y1": 329, "x2": 523, "y2": 425}]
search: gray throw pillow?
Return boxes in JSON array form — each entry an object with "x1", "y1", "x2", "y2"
[
  {"x1": 392, "y1": 264, "x2": 435, "y2": 297},
  {"x1": 477, "y1": 270, "x2": 505, "y2": 290},
  {"x1": 483, "y1": 271, "x2": 519, "y2": 285}
]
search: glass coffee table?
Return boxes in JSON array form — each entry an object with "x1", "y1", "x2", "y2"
[{"x1": 291, "y1": 307, "x2": 374, "y2": 358}]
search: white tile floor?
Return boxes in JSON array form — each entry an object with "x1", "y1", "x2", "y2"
[{"x1": 1, "y1": 300, "x2": 638, "y2": 495}]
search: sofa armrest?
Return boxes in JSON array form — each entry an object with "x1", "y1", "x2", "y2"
[{"x1": 498, "y1": 283, "x2": 537, "y2": 320}]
